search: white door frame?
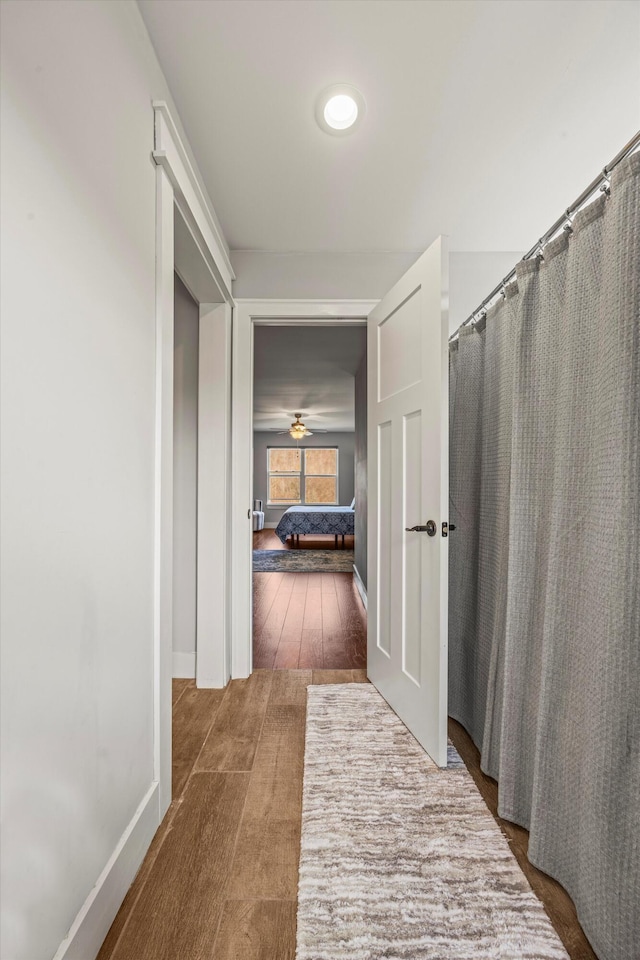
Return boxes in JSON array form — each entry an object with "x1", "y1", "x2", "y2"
[
  {"x1": 152, "y1": 101, "x2": 235, "y2": 815},
  {"x1": 231, "y1": 299, "x2": 378, "y2": 679}
]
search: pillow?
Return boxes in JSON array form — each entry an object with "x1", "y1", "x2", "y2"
[{"x1": 350, "y1": 497, "x2": 356, "y2": 509}]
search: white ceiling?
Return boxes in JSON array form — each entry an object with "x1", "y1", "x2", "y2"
[
  {"x1": 139, "y1": 0, "x2": 639, "y2": 256},
  {"x1": 253, "y1": 326, "x2": 366, "y2": 432}
]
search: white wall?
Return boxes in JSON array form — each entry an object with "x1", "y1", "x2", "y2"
[
  {"x1": 232, "y1": 250, "x2": 523, "y2": 336},
  {"x1": 0, "y1": 4, "x2": 223, "y2": 959},
  {"x1": 253, "y1": 432, "x2": 355, "y2": 527},
  {"x1": 173, "y1": 276, "x2": 199, "y2": 674},
  {"x1": 449, "y1": 251, "x2": 524, "y2": 336},
  {"x1": 231, "y1": 250, "x2": 420, "y2": 300}
]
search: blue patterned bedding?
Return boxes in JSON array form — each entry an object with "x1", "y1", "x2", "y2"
[{"x1": 275, "y1": 506, "x2": 354, "y2": 543}]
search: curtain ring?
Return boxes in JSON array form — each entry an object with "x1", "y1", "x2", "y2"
[{"x1": 564, "y1": 209, "x2": 574, "y2": 234}]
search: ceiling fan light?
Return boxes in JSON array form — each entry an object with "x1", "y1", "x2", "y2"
[{"x1": 288, "y1": 414, "x2": 308, "y2": 440}]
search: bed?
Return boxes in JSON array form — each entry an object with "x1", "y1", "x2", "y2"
[{"x1": 275, "y1": 503, "x2": 355, "y2": 548}]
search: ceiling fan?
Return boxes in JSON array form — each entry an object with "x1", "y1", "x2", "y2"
[{"x1": 271, "y1": 413, "x2": 328, "y2": 440}]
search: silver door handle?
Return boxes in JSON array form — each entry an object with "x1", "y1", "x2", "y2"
[{"x1": 405, "y1": 520, "x2": 437, "y2": 536}]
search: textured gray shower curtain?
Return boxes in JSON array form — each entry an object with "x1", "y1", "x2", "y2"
[{"x1": 449, "y1": 153, "x2": 639, "y2": 960}]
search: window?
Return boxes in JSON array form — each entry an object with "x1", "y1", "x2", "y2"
[
  {"x1": 303, "y1": 448, "x2": 338, "y2": 504},
  {"x1": 267, "y1": 448, "x2": 302, "y2": 505},
  {"x1": 267, "y1": 447, "x2": 339, "y2": 506}
]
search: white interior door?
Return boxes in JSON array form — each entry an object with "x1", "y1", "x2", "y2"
[{"x1": 367, "y1": 236, "x2": 449, "y2": 767}]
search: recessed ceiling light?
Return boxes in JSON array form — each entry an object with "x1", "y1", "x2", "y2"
[
  {"x1": 316, "y1": 84, "x2": 365, "y2": 136},
  {"x1": 324, "y1": 94, "x2": 358, "y2": 130}
]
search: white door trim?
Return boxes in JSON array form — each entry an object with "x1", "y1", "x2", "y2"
[
  {"x1": 197, "y1": 302, "x2": 233, "y2": 687},
  {"x1": 152, "y1": 102, "x2": 234, "y2": 817},
  {"x1": 231, "y1": 299, "x2": 377, "y2": 679},
  {"x1": 153, "y1": 101, "x2": 234, "y2": 302},
  {"x1": 153, "y1": 163, "x2": 175, "y2": 818}
]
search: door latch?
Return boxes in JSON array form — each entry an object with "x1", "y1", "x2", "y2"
[{"x1": 442, "y1": 522, "x2": 456, "y2": 537}]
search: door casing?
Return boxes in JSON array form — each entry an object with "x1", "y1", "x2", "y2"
[
  {"x1": 230, "y1": 300, "x2": 377, "y2": 679},
  {"x1": 153, "y1": 101, "x2": 235, "y2": 816}
]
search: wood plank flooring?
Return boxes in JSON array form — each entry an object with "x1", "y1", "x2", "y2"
[
  {"x1": 97, "y1": 670, "x2": 366, "y2": 960},
  {"x1": 99, "y1": 674, "x2": 597, "y2": 960},
  {"x1": 253, "y1": 531, "x2": 366, "y2": 670},
  {"x1": 447, "y1": 718, "x2": 598, "y2": 960}
]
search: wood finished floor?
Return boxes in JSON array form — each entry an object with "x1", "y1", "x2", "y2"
[
  {"x1": 98, "y1": 672, "x2": 597, "y2": 960},
  {"x1": 253, "y1": 529, "x2": 366, "y2": 670},
  {"x1": 97, "y1": 670, "x2": 366, "y2": 960},
  {"x1": 448, "y1": 719, "x2": 598, "y2": 960}
]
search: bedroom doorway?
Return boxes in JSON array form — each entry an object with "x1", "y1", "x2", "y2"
[{"x1": 251, "y1": 324, "x2": 368, "y2": 670}]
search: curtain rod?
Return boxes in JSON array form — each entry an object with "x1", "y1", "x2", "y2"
[{"x1": 449, "y1": 129, "x2": 640, "y2": 343}]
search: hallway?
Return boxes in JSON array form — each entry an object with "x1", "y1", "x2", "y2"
[{"x1": 98, "y1": 672, "x2": 596, "y2": 960}]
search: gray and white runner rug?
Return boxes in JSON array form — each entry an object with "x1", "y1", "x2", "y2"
[{"x1": 297, "y1": 684, "x2": 568, "y2": 960}]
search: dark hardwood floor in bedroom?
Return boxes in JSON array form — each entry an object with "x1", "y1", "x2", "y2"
[{"x1": 253, "y1": 529, "x2": 366, "y2": 670}]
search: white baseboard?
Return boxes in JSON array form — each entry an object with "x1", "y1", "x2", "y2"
[
  {"x1": 352, "y1": 565, "x2": 367, "y2": 609},
  {"x1": 53, "y1": 782, "x2": 160, "y2": 960},
  {"x1": 264, "y1": 521, "x2": 278, "y2": 529},
  {"x1": 172, "y1": 651, "x2": 196, "y2": 678}
]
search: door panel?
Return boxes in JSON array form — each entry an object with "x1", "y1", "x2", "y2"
[
  {"x1": 403, "y1": 409, "x2": 422, "y2": 686},
  {"x1": 367, "y1": 237, "x2": 449, "y2": 767},
  {"x1": 377, "y1": 420, "x2": 393, "y2": 658},
  {"x1": 378, "y1": 289, "x2": 422, "y2": 401}
]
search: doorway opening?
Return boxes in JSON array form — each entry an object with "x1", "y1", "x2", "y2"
[
  {"x1": 170, "y1": 203, "x2": 232, "y2": 696},
  {"x1": 251, "y1": 324, "x2": 367, "y2": 670}
]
